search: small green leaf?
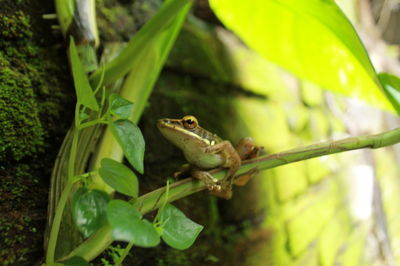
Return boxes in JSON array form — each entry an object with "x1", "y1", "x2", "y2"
[
  {"x1": 107, "y1": 200, "x2": 160, "y2": 247},
  {"x1": 69, "y1": 37, "x2": 99, "y2": 111},
  {"x1": 378, "y1": 73, "x2": 400, "y2": 115},
  {"x1": 159, "y1": 204, "x2": 203, "y2": 250},
  {"x1": 110, "y1": 119, "x2": 145, "y2": 174},
  {"x1": 62, "y1": 256, "x2": 90, "y2": 266},
  {"x1": 72, "y1": 188, "x2": 110, "y2": 238},
  {"x1": 79, "y1": 111, "x2": 89, "y2": 121},
  {"x1": 109, "y1": 93, "x2": 134, "y2": 119},
  {"x1": 99, "y1": 158, "x2": 139, "y2": 198}
]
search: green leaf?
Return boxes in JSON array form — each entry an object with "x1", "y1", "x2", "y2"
[
  {"x1": 62, "y1": 256, "x2": 90, "y2": 266},
  {"x1": 72, "y1": 188, "x2": 110, "y2": 238},
  {"x1": 208, "y1": 0, "x2": 393, "y2": 111},
  {"x1": 159, "y1": 204, "x2": 203, "y2": 250},
  {"x1": 110, "y1": 119, "x2": 145, "y2": 174},
  {"x1": 109, "y1": 93, "x2": 134, "y2": 119},
  {"x1": 378, "y1": 73, "x2": 400, "y2": 115},
  {"x1": 69, "y1": 37, "x2": 99, "y2": 111},
  {"x1": 107, "y1": 200, "x2": 160, "y2": 247},
  {"x1": 99, "y1": 158, "x2": 139, "y2": 198},
  {"x1": 89, "y1": 0, "x2": 192, "y2": 87}
]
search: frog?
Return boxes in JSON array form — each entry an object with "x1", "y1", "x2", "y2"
[{"x1": 157, "y1": 115, "x2": 261, "y2": 199}]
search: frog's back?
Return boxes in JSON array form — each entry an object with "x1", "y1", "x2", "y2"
[{"x1": 191, "y1": 127, "x2": 223, "y2": 145}]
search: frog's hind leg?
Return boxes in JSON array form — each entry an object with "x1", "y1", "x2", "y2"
[
  {"x1": 234, "y1": 168, "x2": 260, "y2": 186},
  {"x1": 233, "y1": 137, "x2": 263, "y2": 186},
  {"x1": 236, "y1": 137, "x2": 263, "y2": 160}
]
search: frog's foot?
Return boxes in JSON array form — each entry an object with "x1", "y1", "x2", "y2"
[
  {"x1": 209, "y1": 187, "x2": 232, "y2": 200},
  {"x1": 191, "y1": 168, "x2": 234, "y2": 199},
  {"x1": 213, "y1": 180, "x2": 233, "y2": 199},
  {"x1": 234, "y1": 168, "x2": 260, "y2": 186},
  {"x1": 190, "y1": 169, "x2": 220, "y2": 190}
]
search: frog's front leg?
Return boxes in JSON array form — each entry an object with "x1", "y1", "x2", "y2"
[
  {"x1": 203, "y1": 140, "x2": 241, "y2": 193},
  {"x1": 190, "y1": 169, "x2": 221, "y2": 191},
  {"x1": 191, "y1": 169, "x2": 236, "y2": 199}
]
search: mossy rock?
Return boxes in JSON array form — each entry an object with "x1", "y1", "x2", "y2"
[{"x1": 0, "y1": 5, "x2": 74, "y2": 265}]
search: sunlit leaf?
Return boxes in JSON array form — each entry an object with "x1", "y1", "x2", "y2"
[
  {"x1": 159, "y1": 204, "x2": 203, "y2": 250},
  {"x1": 69, "y1": 37, "x2": 99, "y2": 111},
  {"x1": 378, "y1": 73, "x2": 400, "y2": 115},
  {"x1": 208, "y1": 0, "x2": 393, "y2": 111},
  {"x1": 107, "y1": 200, "x2": 160, "y2": 247},
  {"x1": 99, "y1": 158, "x2": 139, "y2": 198},
  {"x1": 110, "y1": 119, "x2": 145, "y2": 174},
  {"x1": 72, "y1": 188, "x2": 110, "y2": 238},
  {"x1": 108, "y1": 93, "x2": 134, "y2": 119}
]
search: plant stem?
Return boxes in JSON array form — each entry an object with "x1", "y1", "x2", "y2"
[
  {"x1": 115, "y1": 242, "x2": 134, "y2": 266},
  {"x1": 45, "y1": 179, "x2": 75, "y2": 264},
  {"x1": 62, "y1": 127, "x2": 400, "y2": 262},
  {"x1": 79, "y1": 119, "x2": 108, "y2": 129},
  {"x1": 46, "y1": 106, "x2": 81, "y2": 264}
]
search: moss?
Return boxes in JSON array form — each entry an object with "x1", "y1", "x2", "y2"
[
  {"x1": 0, "y1": 6, "x2": 73, "y2": 265},
  {"x1": 0, "y1": 11, "x2": 71, "y2": 161},
  {"x1": 0, "y1": 55, "x2": 44, "y2": 161},
  {"x1": 0, "y1": 11, "x2": 32, "y2": 39}
]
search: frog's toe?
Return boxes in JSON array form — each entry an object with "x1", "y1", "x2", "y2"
[
  {"x1": 206, "y1": 183, "x2": 221, "y2": 191},
  {"x1": 214, "y1": 184, "x2": 222, "y2": 191}
]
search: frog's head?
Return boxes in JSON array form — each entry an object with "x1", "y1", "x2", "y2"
[{"x1": 157, "y1": 115, "x2": 211, "y2": 149}]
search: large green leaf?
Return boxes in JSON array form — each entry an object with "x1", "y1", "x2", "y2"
[
  {"x1": 208, "y1": 0, "x2": 393, "y2": 111},
  {"x1": 99, "y1": 158, "x2": 139, "y2": 198},
  {"x1": 109, "y1": 119, "x2": 145, "y2": 174},
  {"x1": 378, "y1": 73, "x2": 400, "y2": 115},
  {"x1": 159, "y1": 204, "x2": 203, "y2": 250},
  {"x1": 69, "y1": 37, "x2": 99, "y2": 111},
  {"x1": 107, "y1": 200, "x2": 160, "y2": 247}
]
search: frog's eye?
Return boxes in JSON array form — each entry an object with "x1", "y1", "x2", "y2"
[{"x1": 182, "y1": 115, "x2": 198, "y2": 129}]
